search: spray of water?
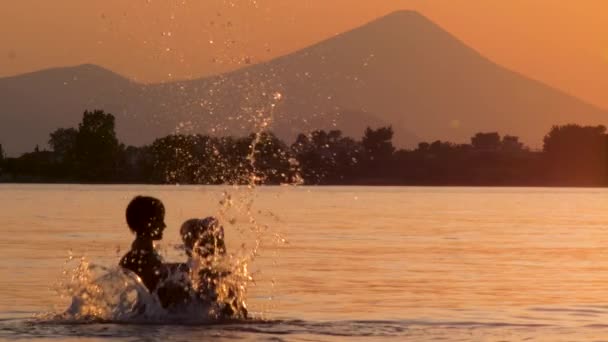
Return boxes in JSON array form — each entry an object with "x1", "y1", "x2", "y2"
[
  {"x1": 46, "y1": 254, "x2": 162, "y2": 323},
  {"x1": 43, "y1": 0, "x2": 302, "y2": 323},
  {"x1": 212, "y1": 89, "x2": 299, "y2": 317},
  {"x1": 43, "y1": 87, "x2": 300, "y2": 324}
]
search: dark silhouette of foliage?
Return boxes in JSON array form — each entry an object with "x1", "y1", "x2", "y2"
[
  {"x1": 501, "y1": 135, "x2": 525, "y2": 152},
  {"x1": 150, "y1": 134, "x2": 203, "y2": 184},
  {"x1": 4, "y1": 109, "x2": 608, "y2": 187},
  {"x1": 247, "y1": 132, "x2": 297, "y2": 185},
  {"x1": 49, "y1": 128, "x2": 78, "y2": 160},
  {"x1": 48, "y1": 127, "x2": 78, "y2": 177},
  {"x1": 119, "y1": 145, "x2": 155, "y2": 183},
  {"x1": 292, "y1": 130, "x2": 361, "y2": 184},
  {"x1": 542, "y1": 124, "x2": 608, "y2": 186},
  {"x1": 471, "y1": 132, "x2": 501, "y2": 150},
  {"x1": 210, "y1": 136, "x2": 252, "y2": 184},
  {"x1": 4, "y1": 148, "x2": 57, "y2": 181},
  {"x1": 362, "y1": 126, "x2": 395, "y2": 161},
  {"x1": 358, "y1": 126, "x2": 395, "y2": 183},
  {"x1": 75, "y1": 110, "x2": 122, "y2": 181},
  {"x1": 146, "y1": 131, "x2": 297, "y2": 185},
  {"x1": 0, "y1": 143, "x2": 3, "y2": 178}
]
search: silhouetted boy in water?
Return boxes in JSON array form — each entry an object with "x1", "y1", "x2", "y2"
[
  {"x1": 119, "y1": 196, "x2": 167, "y2": 295},
  {"x1": 119, "y1": 196, "x2": 197, "y2": 311},
  {"x1": 180, "y1": 217, "x2": 247, "y2": 318}
]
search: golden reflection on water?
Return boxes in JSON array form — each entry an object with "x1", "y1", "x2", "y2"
[{"x1": 1, "y1": 185, "x2": 608, "y2": 339}]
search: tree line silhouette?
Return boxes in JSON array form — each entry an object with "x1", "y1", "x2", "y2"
[{"x1": 1, "y1": 110, "x2": 607, "y2": 186}]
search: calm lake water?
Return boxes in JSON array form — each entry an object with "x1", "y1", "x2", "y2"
[{"x1": 1, "y1": 184, "x2": 608, "y2": 341}]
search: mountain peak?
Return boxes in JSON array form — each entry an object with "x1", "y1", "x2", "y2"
[
  {"x1": 383, "y1": 10, "x2": 425, "y2": 19},
  {"x1": 61, "y1": 64, "x2": 125, "y2": 79},
  {"x1": 0, "y1": 63, "x2": 133, "y2": 86},
  {"x1": 308, "y1": 9, "x2": 452, "y2": 53},
  {"x1": 371, "y1": 10, "x2": 434, "y2": 27},
  {"x1": 74, "y1": 63, "x2": 109, "y2": 72}
]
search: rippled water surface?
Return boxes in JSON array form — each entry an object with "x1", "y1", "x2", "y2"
[{"x1": 2, "y1": 185, "x2": 608, "y2": 341}]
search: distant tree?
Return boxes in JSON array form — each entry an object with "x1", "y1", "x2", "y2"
[
  {"x1": 358, "y1": 126, "x2": 395, "y2": 181},
  {"x1": 75, "y1": 110, "x2": 121, "y2": 181},
  {"x1": 501, "y1": 135, "x2": 525, "y2": 152},
  {"x1": 405, "y1": 140, "x2": 472, "y2": 184},
  {"x1": 9, "y1": 149, "x2": 55, "y2": 181},
  {"x1": 362, "y1": 126, "x2": 395, "y2": 162},
  {"x1": 417, "y1": 142, "x2": 430, "y2": 152},
  {"x1": 49, "y1": 128, "x2": 78, "y2": 178},
  {"x1": 543, "y1": 124, "x2": 608, "y2": 185},
  {"x1": 150, "y1": 134, "x2": 203, "y2": 184},
  {"x1": 149, "y1": 132, "x2": 296, "y2": 185},
  {"x1": 214, "y1": 136, "x2": 251, "y2": 184},
  {"x1": 192, "y1": 135, "x2": 251, "y2": 184},
  {"x1": 471, "y1": 132, "x2": 501, "y2": 150},
  {"x1": 291, "y1": 130, "x2": 360, "y2": 184},
  {"x1": 0, "y1": 143, "x2": 4, "y2": 178},
  {"x1": 248, "y1": 131, "x2": 296, "y2": 184},
  {"x1": 118, "y1": 145, "x2": 153, "y2": 183},
  {"x1": 49, "y1": 128, "x2": 78, "y2": 161},
  {"x1": 543, "y1": 124, "x2": 606, "y2": 154},
  {"x1": 429, "y1": 140, "x2": 458, "y2": 154},
  {"x1": 8, "y1": 111, "x2": 607, "y2": 187}
]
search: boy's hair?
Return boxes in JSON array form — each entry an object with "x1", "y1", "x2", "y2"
[
  {"x1": 180, "y1": 217, "x2": 226, "y2": 257},
  {"x1": 125, "y1": 196, "x2": 165, "y2": 235}
]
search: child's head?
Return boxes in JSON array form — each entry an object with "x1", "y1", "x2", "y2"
[
  {"x1": 180, "y1": 216, "x2": 226, "y2": 259},
  {"x1": 126, "y1": 196, "x2": 166, "y2": 240}
]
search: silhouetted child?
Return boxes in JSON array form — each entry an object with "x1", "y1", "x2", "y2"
[
  {"x1": 180, "y1": 217, "x2": 247, "y2": 319},
  {"x1": 120, "y1": 196, "x2": 166, "y2": 294},
  {"x1": 119, "y1": 196, "x2": 190, "y2": 310}
]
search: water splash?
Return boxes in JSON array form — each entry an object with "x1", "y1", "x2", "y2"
[
  {"x1": 46, "y1": 256, "x2": 158, "y2": 322},
  {"x1": 44, "y1": 88, "x2": 299, "y2": 324},
  {"x1": 47, "y1": 255, "x2": 226, "y2": 324},
  {"x1": 211, "y1": 89, "x2": 298, "y2": 316}
]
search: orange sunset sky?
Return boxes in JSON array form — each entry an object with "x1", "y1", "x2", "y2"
[{"x1": 1, "y1": 0, "x2": 607, "y2": 108}]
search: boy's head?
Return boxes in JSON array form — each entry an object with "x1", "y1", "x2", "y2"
[
  {"x1": 180, "y1": 216, "x2": 226, "y2": 258},
  {"x1": 126, "y1": 196, "x2": 166, "y2": 240}
]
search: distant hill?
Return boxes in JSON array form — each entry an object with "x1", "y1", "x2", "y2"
[
  {"x1": 0, "y1": 64, "x2": 143, "y2": 155},
  {"x1": 1, "y1": 10, "x2": 607, "y2": 155}
]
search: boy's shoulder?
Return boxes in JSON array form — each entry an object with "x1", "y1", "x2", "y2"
[
  {"x1": 119, "y1": 245, "x2": 165, "y2": 293},
  {"x1": 119, "y1": 246, "x2": 163, "y2": 267}
]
